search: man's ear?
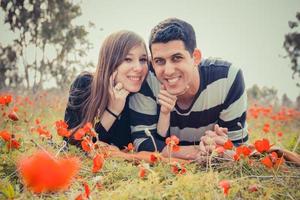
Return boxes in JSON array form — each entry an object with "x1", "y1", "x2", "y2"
[{"x1": 193, "y1": 49, "x2": 202, "y2": 66}]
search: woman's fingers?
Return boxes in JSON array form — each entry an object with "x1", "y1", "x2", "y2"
[
  {"x1": 114, "y1": 82, "x2": 123, "y2": 92},
  {"x1": 119, "y1": 88, "x2": 130, "y2": 98}
]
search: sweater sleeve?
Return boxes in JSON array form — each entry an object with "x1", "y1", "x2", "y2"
[
  {"x1": 218, "y1": 66, "x2": 248, "y2": 146},
  {"x1": 129, "y1": 75, "x2": 167, "y2": 152}
]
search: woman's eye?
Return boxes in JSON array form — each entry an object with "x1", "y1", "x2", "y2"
[
  {"x1": 140, "y1": 58, "x2": 147, "y2": 64},
  {"x1": 124, "y1": 58, "x2": 132, "y2": 62}
]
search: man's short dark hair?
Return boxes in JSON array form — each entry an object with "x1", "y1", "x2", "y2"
[{"x1": 149, "y1": 18, "x2": 196, "y2": 55}]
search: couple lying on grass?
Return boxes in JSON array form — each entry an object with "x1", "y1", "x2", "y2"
[{"x1": 64, "y1": 18, "x2": 299, "y2": 165}]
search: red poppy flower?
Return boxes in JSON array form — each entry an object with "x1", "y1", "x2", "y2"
[
  {"x1": 81, "y1": 139, "x2": 92, "y2": 153},
  {"x1": 171, "y1": 162, "x2": 186, "y2": 175},
  {"x1": 223, "y1": 140, "x2": 233, "y2": 150},
  {"x1": 0, "y1": 94, "x2": 12, "y2": 106},
  {"x1": 83, "y1": 182, "x2": 90, "y2": 198},
  {"x1": 35, "y1": 118, "x2": 41, "y2": 125},
  {"x1": 57, "y1": 127, "x2": 71, "y2": 138},
  {"x1": 236, "y1": 145, "x2": 252, "y2": 157},
  {"x1": 262, "y1": 123, "x2": 270, "y2": 133},
  {"x1": 7, "y1": 139, "x2": 20, "y2": 150},
  {"x1": 83, "y1": 122, "x2": 93, "y2": 134},
  {"x1": 165, "y1": 135, "x2": 180, "y2": 152},
  {"x1": 74, "y1": 128, "x2": 85, "y2": 140},
  {"x1": 0, "y1": 130, "x2": 11, "y2": 142},
  {"x1": 165, "y1": 135, "x2": 179, "y2": 145},
  {"x1": 127, "y1": 143, "x2": 134, "y2": 151},
  {"x1": 8, "y1": 111, "x2": 19, "y2": 121},
  {"x1": 18, "y1": 151, "x2": 80, "y2": 193},
  {"x1": 150, "y1": 153, "x2": 159, "y2": 164},
  {"x1": 55, "y1": 120, "x2": 68, "y2": 129},
  {"x1": 219, "y1": 180, "x2": 230, "y2": 196},
  {"x1": 277, "y1": 132, "x2": 283, "y2": 137},
  {"x1": 254, "y1": 138, "x2": 272, "y2": 153},
  {"x1": 139, "y1": 167, "x2": 146, "y2": 178},
  {"x1": 261, "y1": 156, "x2": 273, "y2": 168},
  {"x1": 92, "y1": 154, "x2": 104, "y2": 173},
  {"x1": 36, "y1": 126, "x2": 51, "y2": 138}
]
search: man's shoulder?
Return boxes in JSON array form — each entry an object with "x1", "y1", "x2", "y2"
[
  {"x1": 199, "y1": 58, "x2": 232, "y2": 85},
  {"x1": 200, "y1": 58, "x2": 232, "y2": 69}
]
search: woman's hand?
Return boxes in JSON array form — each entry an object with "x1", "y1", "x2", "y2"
[{"x1": 107, "y1": 71, "x2": 130, "y2": 115}]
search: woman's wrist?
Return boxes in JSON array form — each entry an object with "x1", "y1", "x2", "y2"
[{"x1": 105, "y1": 107, "x2": 120, "y2": 119}]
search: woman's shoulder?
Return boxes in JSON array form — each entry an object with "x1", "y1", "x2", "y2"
[{"x1": 71, "y1": 72, "x2": 93, "y2": 91}]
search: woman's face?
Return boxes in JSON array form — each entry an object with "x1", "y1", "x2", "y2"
[{"x1": 114, "y1": 44, "x2": 148, "y2": 93}]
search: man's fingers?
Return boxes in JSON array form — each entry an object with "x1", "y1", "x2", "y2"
[
  {"x1": 205, "y1": 144, "x2": 216, "y2": 153},
  {"x1": 214, "y1": 124, "x2": 228, "y2": 136},
  {"x1": 213, "y1": 136, "x2": 227, "y2": 146},
  {"x1": 159, "y1": 90, "x2": 177, "y2": 101},
  {"x1": 157, "y1": 94, "x2": 176, "y2": 105},
  {"x1": 205, "y1": 131, "x2": 217, "y2": 138},
  {"x1": 201, "y1": 135, "x2": 216, "y2": 146},
  {"x1": 158, "y1": 99, "x2": 174, "y2": 111},
  {"x1": 199, "y1": 141, "x2": 207, "y2": 155}
]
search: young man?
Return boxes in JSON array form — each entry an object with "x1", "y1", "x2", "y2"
[{"x1": 129, "y1": 18, "x2": 248, "y2": 160}]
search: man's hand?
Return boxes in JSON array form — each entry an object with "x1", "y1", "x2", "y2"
[
  {"x1": 200, "y1": 124, "x2": 229, "y2": 154},
  {"x1": 157, "y1": 85, "x2": 177, "y2": 114}
]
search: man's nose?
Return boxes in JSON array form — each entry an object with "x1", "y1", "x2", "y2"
[{"x1": 164, "y1": 61, "x2": 175, "y2": 75}]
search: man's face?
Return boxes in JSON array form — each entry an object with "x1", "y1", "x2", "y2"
[{"x1": 151, "y1": 40, "x2": 200, "y2": 96}]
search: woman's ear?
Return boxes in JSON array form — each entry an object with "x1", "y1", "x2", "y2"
[{"x1": 193, "y1": 49, "x2": 202, "y2": 66}]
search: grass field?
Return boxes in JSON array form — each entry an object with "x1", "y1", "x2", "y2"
[{"x1": 0, "y1": 91, "x2": 300, "y2": 200}]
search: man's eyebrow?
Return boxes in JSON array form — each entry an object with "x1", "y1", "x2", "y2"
[
  {"x1": 171, "y1": 53, "x2": 184, "y2": 57},
  {"x1": 153, "y1": 52, "x2": 184, "y2": 60}
]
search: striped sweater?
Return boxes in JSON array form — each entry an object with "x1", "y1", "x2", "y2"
[{"x1": 129, "y1": 59, "x2": 248, "y2": 152}]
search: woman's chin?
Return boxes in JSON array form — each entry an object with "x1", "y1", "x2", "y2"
[{"x1": 125, "y1": 86, "x2": 141, "y2": 93}]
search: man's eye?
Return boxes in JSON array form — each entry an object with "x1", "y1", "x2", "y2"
[
  {"x1": 173, "y1": 56, "x2": 182, "y2": 62},
  {"x1": 155, "y1": 59, "x2": 165, "y2": 65}
]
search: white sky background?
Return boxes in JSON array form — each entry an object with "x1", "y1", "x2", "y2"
[{"x1": 1, "y1": 0, "x2": 300, "y2": 100}]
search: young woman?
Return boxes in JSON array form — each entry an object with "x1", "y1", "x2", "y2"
[{"x1": 64, "y1": 30, "x2": 149, "y2": 150}]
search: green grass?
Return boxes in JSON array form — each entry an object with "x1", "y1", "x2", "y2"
[{"x1": 0, "y1": 92, "x2": 300, "y2": 199}]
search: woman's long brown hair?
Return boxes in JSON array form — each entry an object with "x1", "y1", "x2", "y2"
[{"x1": 70, "y1": 30, "x2": 147, "y2": 135}]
